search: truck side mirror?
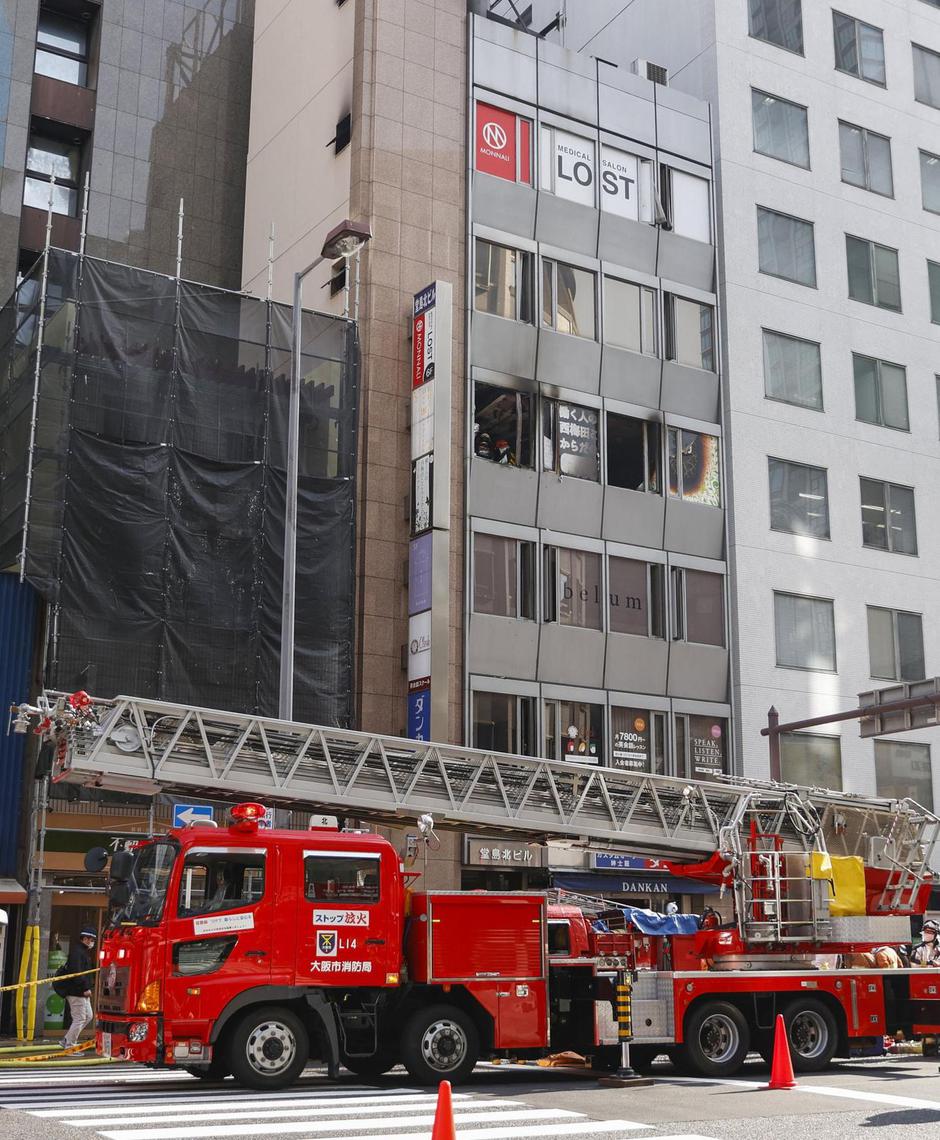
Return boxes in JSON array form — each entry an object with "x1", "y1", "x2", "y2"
[
  {"x1": 110, "y1": 850, "x2": 135, "y2": 881},
  {"x1": 84, "y1": 847, "x2": 109, "y2": 873}
]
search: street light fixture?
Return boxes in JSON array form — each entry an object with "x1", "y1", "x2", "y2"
[{"x1": 278, "y1": 219, "x2": 372, "y2": 721}]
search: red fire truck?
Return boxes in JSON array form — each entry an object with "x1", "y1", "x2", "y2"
[{"x1": 12, "y1": 691, "x2": 940, "y2": 1089}]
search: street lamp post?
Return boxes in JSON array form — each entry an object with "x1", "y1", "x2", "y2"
[{"x1": 278, "y1": 219, "x2": 372, "y2": 722}]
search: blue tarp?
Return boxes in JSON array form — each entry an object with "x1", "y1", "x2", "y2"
[{"x1": 615, "y1": 906, "x2": 700, "y2": 936}]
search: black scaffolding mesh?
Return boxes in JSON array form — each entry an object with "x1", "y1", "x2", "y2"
[{"x1": 0, "y1": 249, "x2": 358, "y2": 726}]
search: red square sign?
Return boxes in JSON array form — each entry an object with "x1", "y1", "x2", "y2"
[{"x1": 475, "y1": 102, "x2": 530, "y2": 184}]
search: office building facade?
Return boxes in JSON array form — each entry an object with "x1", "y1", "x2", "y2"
[{"x1": 558, "y1": 0, "x2": 940, "y2": 809}]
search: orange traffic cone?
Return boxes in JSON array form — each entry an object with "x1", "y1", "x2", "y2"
[
  {"x1": 767, "y1": 1013, "x2": 797, "y2": 1090},
  {"x1": 431, "y1": 1080, "x2": 457, "y2": 1140}
]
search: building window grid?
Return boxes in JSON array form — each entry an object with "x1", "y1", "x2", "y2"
[
  {"x1": 768, "y1": 457, "x2": 830, "y2": 539},
  {"x1": 667, "y1": 426, "x2": 721, "y2": 507},
  {"x1": 608, "y1": 557, "x2": 666, "y2": 639},
  {"x1": 474, "y1": 238, "x2": 533, "y2": 323},
  {"x1": 929, "y1": 260, "x2": 940, "y2": 324},
  {"x1": 914, "y1": 42, "x2": 940, "y2": 110},
  {"x1": 542, "y1": 257, "x2": 597, "y2": 340},
  {"x1": 920, "y1": 150, "x2": 940, "y2": 214},
  {"x1": 762, "y1": 328, "x2": 823, "y2": 410},
  {"x1": 603, "y1": 276, "x2": 657, "y2": 356},
  {"x1": 773, "y1": 591, "x2": 837, "y2": 673},
  {"x1": 471, "y1": 533, "x2": 536, "y2": 621},
  {"x1": 23, "y1": 134, "x2": 81, "y2": 217},
  {"x1": 751, "y1": 88, "x2": 810, "y2": 168},
  {"x1": 35, "y1": 8, "x2": 90, "y2": 87},
  {"x1": 874, "y1": 740, "x2": 933, "y2": 810},
  {"x1": 833, "y1": 10, "x2": 886, "y2": 86},
  {"x1": 606, "y1": 412, "x2": 661, "y2": 494},
  {"x1": 748, "y1": 0, "x2": 804, "y2": 55},
  {"x1": 757, "y1": 206, "x2": 817, "y2": 287},
  {"x1": 670, "y1": 567, "x2": 725, "y2": 647},
  {"x1": 839, "y1": 122, "x2": 893, "y2": 197},
  {"x1": 664, "y1": 294, "x2": 715, "y2": 371}
]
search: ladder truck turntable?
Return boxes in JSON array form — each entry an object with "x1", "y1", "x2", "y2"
[{"x1": 12, "y1": 690, "x2": 940, "y2": 1089}]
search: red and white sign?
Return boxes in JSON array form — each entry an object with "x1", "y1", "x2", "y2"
[{"x1": 475, "y1": 102, "x2": 531, "y2": 184}]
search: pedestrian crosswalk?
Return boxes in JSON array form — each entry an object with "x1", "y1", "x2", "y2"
[{"x1": 0, "y1": 1069, "x2": 721, "y2": 1140}]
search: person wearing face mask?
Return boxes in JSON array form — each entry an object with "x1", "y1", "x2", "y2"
[{"x1": 912, "y1": 919, "x2": 940, "y2": 966}]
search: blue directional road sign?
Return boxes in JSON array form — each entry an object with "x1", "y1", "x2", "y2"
[{"x1": 173, "y1": 803, "x2": 214, "y2": 827}]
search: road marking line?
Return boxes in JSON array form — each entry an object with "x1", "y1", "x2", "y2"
[
  {"x1": 7, "y1": 1086, "x2": 416, "y2": 1110},
  {"x1": 664, "y1": 1074, "x2": 940, "y2": 1111},
  {"x1": 34, "y1": 1092, "x2": 459, "y2": 1118},
  {"x1": 98, "y1": 1107, "x2": 585, "y2": 1139},
  {"x1": 61, "y1": 1096, "x2": 517, "y2": 1127}
]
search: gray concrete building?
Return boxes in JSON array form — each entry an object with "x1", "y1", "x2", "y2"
[
  {"x1": 242, "y1": 1, "x2": 730, "y2": 902},
  {"x1": 556, "y1": 0, "x2": 940, "y2": 808}
]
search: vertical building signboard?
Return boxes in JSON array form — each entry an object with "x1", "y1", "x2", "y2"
[{"x1": 407, "y1": 282, "x2": 452, "y2": 743}]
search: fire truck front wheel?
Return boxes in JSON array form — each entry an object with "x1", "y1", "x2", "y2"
[
  {"x1": 228, "y1": 1005, "x2": 309, "y2": 1090},
  {"x1": 400, "y1": 1004, "x2": 479, "y2": 1085},
  {"x1": 679, "y1": 1001, "x2": 750, "y2": 1078}
]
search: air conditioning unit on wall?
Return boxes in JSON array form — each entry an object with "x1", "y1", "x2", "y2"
[{"x1": 633, "y1": 58, "x2": 669, "y2": 86}]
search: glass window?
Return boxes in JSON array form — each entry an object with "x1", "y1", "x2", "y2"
[
  {"x1": 23, "y1": 135, "x2": 80, "y2": 217},
  {"x1": 540, "y1": 125, "x2": 596, "y2": 206},
  {"x1": 780, "y1": 733, "x2": 842, "y2": 789},
  {"x1": 603, "y1": 277, "x2": 656, "y2": 354},
  {"x1": 762, "y1": 329, "x2": 822, "y2": 409},
  {"x1": 304, "y1": 854, "x2": 380, "y2": 903},
  {"x1": 748, "y1": 0, "x2": 803, "y2": 53},
  {"x1": 473, "y1": 382, "x2": 533, "y2": 468},
  {"x1": 606, "y1": 413, "x2": 661, "y2": 493},
  {"x1": 920, "y1": 151, "x2": 940, "y2": 214},
  {"x1": 542, "y1": 399, "x2": 599, "y2": 480},
  {"x1": 672, "y1": 568, "x2": 724, "y2": 647},
  {"x1": 600, "y1": 145, "x2": 655, "y2": 221},
  {"x1": 124, "y1": 842, "x2": 177, "y2": 925},
  {"x1": 768, "y1": 458, "x2": 830, "y2": 538},
  {"x1": 839, "y1": 123, "x2": 893, "y2": 196},
  {"x1": 678, "y1": 714, "x2": 728, "y2": 781},
  {"x1": 914, "y1": 43, "x2": 940, "y2": 109},
  {"x1": 474, "y1": 239, "x2": 533, "y2": 322},
  {"x1": 544, "y1": 699, "x2": 603, "y2": 763},
  {"x1": 609, "y1": 557, "x2": 665, "y2": 638},
  {"x1": 665, "y1": 295, "x2": 714, "y2": 370},
  {"x1": 667, "y1": 427, "x2": 721, "y2": 507},
  {"x1": 752, "y1": 89, "x2": 809, "y2": 168},
  {"x1": 853, "y1": 355, "x2": 909, "y2": 431},
  {"x1": 543, "y1": 545, "x2": 602, "y2": 629},
  {"x1": 35, "y1": 9, "x2": 89, "y2": 86},
  {"x1": 774, "y1": 592, "x2": 836, "y2": 671},
  {"x1": 846, "y1": 236, "x2": 901, "y2": 311},
  {"x1": 172, "y1": 936, "x2": 237, "y2": 977},
  {"x1": 757, "y1": 207, "x2": 816, "y2": 286},
  {"x1": 867, "y1": 607, "x2": 925, "y2": 682},
  {"x1": 929, "y1": 261, "x2": 940, "y2": 324},
  {"x1": 860, "y1": 479, "x2": 917, "y2": 554},
  {"x1": 542, "y1": 259, "x2": 596, "y2": 338},
  {"x1": 611, "y1": 708, "x2": 666, "y2": 773},
  {"x1": 833, "y1": 11, "x2": 886, "y2": 85},
  {"x1": 472, "y1": 533, "x2": 535, "y2": 619},
  {"x1": 875, "y1": 741, "x2": 933, "y2": 809},
  {"x1": 472, "y1": 691, "x2": 537, "y2": 756},
  {"x1": 177, "y1": 851, "x2": 266, "y2": 917},
  {"x1": 662, "y1": 168, "x2": 711, "y2": 242}
]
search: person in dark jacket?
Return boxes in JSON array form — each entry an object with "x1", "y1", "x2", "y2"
[{"x1": 61, "y1": 928, "x2": 96, "y2": 1048}]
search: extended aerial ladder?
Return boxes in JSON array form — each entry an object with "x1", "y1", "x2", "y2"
[{"x1": 11, "y1": 690, "x2": 940, "y2": 944}]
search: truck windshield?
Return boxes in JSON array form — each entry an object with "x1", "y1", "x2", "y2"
[{"x1": 122, "y1": 841, "x2": 178, "y2": 925}]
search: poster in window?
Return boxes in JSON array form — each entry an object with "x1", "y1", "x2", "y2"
[
  {"x1": 557, "y1": 402, "x2": 599, "y2": 480},
  {"x1": 475, "y1": 102, "x2": 530, "y2": 183},
  {"x1": 541, "y1": 127, "x2": 596, "y2": 207},
  {"x1": 411, "y1": 454, "x2": 432, "y2": 535},
  {"x1": 611, "y1": 708, "x2": 651, "y2": 771},
  {"x1": 601, "y1": 146, "x2": 646, "y2": 220},
  {"x1": 689, "y1": 716, "x2": 726, "y2": 781}
]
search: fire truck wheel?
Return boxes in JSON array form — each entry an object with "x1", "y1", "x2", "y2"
[
  {"x1": 400, "y1": 1004, "x2": 479, "y2": 1085},
  {"x1": 228, "y1": 1006, "x2": 309, "y2": 1089},
  {"x1": 782, "y1": 998, "x2": 838, "y2": 1072},
  {"x1": 681, "y1": 1001, "x2": 750, "y2": 1078}
]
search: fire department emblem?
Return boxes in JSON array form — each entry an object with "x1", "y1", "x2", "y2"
[{"x1": 317, "y1": 930, "x2": 338, "y2": 957}]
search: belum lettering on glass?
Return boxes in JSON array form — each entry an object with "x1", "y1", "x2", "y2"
[{"x1": 562, "y1": 580, "x2": 642, "y2": 611}]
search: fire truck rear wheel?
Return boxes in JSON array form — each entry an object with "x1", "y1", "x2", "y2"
[
  {"x1": 400, "y1": 1004, "x2": 479, "y2": 1085},
  {"x1": 228, "y1": 1006, "x2": 309, "y2": 1089},
  {"x1": 781, "y1": 997, "x2": 838, "y2": 1072},
  {"x1": 681, "y1": 1001, "x2": 750, "y2": 1078}
]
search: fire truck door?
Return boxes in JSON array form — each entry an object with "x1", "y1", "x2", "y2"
[
  {"x1": 297, "y1": 850, "x2": 391, "y2": 985},
  {"x1": 164, "y1": 846, "x2": 273, "y2": 1024}
]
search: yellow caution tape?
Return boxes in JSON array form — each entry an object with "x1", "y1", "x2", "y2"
[
  {"x1": 0, "y1": 967, "x2": 99, "y2": 994},
  {"x1": 0, "y1": 1041, "x2": 97, "y2": 1064}
]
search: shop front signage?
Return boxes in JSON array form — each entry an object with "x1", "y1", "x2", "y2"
[
  {"x1": 591, "y1": 853, "x2": 668, "y2": 871},
  {"x1": 465, "y1": 837, "x2": 544, "y2": 867},
  {"x1": 475, "y1": 102, "x2": 531, "y2": 184}
]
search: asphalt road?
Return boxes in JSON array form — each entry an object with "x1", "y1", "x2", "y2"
[{"x1": 0, "y1": 1056, "x2": 939, "y2": 1140}]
